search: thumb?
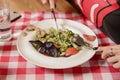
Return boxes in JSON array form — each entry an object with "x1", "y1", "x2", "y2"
[{"x1": 49, "y1": 0, "x2": 56, "y2": 9}]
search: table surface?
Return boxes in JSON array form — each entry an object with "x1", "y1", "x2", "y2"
[
  {"x1": 0, "y1": 0, "x2": 120, "y2": 80},
  {"x1": 8, "y1": 0, "x2": 77, "y2": 12}
]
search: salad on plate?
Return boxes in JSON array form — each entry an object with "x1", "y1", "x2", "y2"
[{"x1": 23, "y1": 25, "x2": 96, "y2": 57}]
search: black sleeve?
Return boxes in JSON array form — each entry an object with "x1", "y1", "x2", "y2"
[
  {"x1": 100, "y1": 8, "x2": 120, "y2": 44},
  {"x1": 117, "y1": 0, "x2": 120, "y2": 5}
]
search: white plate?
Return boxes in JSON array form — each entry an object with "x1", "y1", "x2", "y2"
[{"x1": 17, "y1": 19, "x2": 98, "y2": 69}]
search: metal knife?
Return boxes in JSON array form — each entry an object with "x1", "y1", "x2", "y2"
[{"x1": 51, "y1": 8, "x2": 59, "y2": 31}]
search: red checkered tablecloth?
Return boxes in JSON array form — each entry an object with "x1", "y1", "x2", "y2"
[{"x1": 0, "y1": 11, "x2": 120, "y2": 80}]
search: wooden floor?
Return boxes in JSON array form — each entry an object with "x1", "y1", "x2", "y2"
[{"x1": 8, "y1": 0, "x2": 77, "y2": 12}]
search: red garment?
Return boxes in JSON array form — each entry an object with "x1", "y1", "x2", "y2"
[{"x1": 74, "y1": 0, "x2": 120, "y2": 27}]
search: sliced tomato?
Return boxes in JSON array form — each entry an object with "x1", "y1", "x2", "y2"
[
  {"x1": 83, "y1": 34, "x2": 96, "y2": 41},
  {"x1": 65, "y1": 47, "x2": 78, "y2": 56}
]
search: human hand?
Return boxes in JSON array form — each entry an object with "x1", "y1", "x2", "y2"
[
  {"x1": 40, "y1": 0, "x2": 57, "y2": 9},
  {"x1": 97, "y1": 45, "x2": 120, "y2": 69}
]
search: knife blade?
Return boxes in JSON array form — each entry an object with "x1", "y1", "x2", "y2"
[{"x1": 51, "y1": 8, "x2": 59, "y2": 32}]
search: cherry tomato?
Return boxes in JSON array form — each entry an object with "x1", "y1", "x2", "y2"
[{"x1": 65, "y1": 47, "x2": 78, "y2": 56}]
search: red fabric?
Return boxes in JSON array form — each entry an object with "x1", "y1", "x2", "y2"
[
  {"x1": 75, "y1": 0, "x2": 120, "y2": 27},
  {"x1": 0, "y1": 11, "x2": 119, "y2": 80}
]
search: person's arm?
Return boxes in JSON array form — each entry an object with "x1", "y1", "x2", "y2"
[{"x1": 97, "y1": 45, "x2": 120, "y2": 69}]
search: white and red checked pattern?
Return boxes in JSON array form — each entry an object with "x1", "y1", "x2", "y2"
[{"x1": 0, "y1": 11, "x2": 120, "y2": 80}]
